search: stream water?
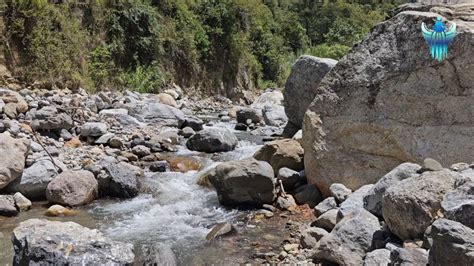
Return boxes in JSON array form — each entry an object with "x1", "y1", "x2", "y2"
[{"x1": 0, "y1": 122, "x2": 282, "y2": 265}]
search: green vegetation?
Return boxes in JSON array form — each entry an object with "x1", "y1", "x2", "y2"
[{"x1": 2, "y1": 0, "x2": 407, "y2": 94}]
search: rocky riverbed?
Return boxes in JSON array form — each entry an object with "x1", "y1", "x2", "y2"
[{"x1": 1, "y1": 2, "x2": 473, "y2": 266}]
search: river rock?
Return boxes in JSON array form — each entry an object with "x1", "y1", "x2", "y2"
[
  {"x1": 363, "y1": 162, "x2": 421, "y2": 217},
  {"x1": 143, "y1": 244, "x2": 178, "y2": 266},
  {"x1": 101, "y1": 159, "x2": 143, "y2": 198},
  {"x1": 314, "y1": 197, "x2": 338, "y2": 217},
  {"x1": 46, "y1": 170, "x2": 98, "y2": 206},
  {"x1": 429, "y1": 218, "x2": 474, "y2": 265},
  {"x1": 206, "y1": 222, "x2": 234, "y2": 240},
  {"x1": 312, "y1": 209, "x2": 338, "y2": 231},
  {"x1": 155, "y1": 93, "x2": 178, "y2": 107},
  {"x1": 253, "y1": 139, "x2": 304, "y2": 174},
  {"x1": 293, "y1": 184, "x2": 322, "y2": 208},
  {"x1": 0, "y1": 195, "x2": 18, "y2": 216},
  {"x1": 284, "y1": 56, "x2": 336, "y2": 128},
  {"x1": 186, "y1": 128, "x2": 238, "y2": 153},
  {"x1": 420, "y1": 158, "x2": 444, "y2": 172},
  {"x1": 390, "y1": 247, "x2": 428, "y2": 266},
  {"x1": 300, "y1": 227, "x2": 328, "y2": 249},
  {"x1": 329, "y1": 183, "x2": 352, "y2": 203},
  {"x1": 209, "y1": 158, "x2": 276, "y2": 207},
  {"x1": 236, "y1": 107, "x2": 264, "y2": 124},
  {"x1": 302, "y1": 7, "x2": 474, "y2": 197},
  {"x1": 0, "y1": 88, "x2": 28, "y2": 118},
  {"x1": 441, "y1": 181, "x2": 474, "y2": 229},
  {"x1": 80, "y1": 122, "x2": 108, "y2": 137},
  {"x1": 30, "y1": 106, "x2": 74, "y2": 131},
  {"x1": 99, "y1": 108, "x2": 143, "y2": 127},
  {"x1": 276, "y1": 194, "x2": 297, "y2": 210},
  {"x1": 135, "y1": 101, "x2": 185, "y2": 127},
  {"x1": 338, "y1": 184, "x2": 373, "y2": 220},
  {"x1": 363, "y1": 249, "x2": 391, "y2": 266},
  {"x1": 182, "y1": 116, "x2": 204, "y2": 131},
  {"x1": 0, "y1": 132, "x2": 30, "y2": 189},
  {"x1": 314, "y1": 209, "x2": 381, "y2": 265},
  {"x1": 132, "y1": 145, "x2": 151, "y2": 157},
  {"x1": 251, "y1": 90, "x2": 284, "y2": 109},
  {"x1": 45, "y1": 204, "x2": 77, "y2": 217},
  {"x1": 262, "y1": 105, "x2": 287, "y2": 127},
  {"x1": 13, "y1": 192, "x2": 31, "y2": 212},
  {"x1": 6, "y1": 157, "x2": 67, "y2": 199},
  {"x1": 12, "y1": 219, "x2": 134, "y2": 264},
  {"x1": 382, "y1": 169, "x2": 461, "y2": 240},
  {"x1": 277, "y1": 167, "x2": 304, "y2": 191}
]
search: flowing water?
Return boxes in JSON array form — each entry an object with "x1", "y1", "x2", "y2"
[{"x1": 0, "y1": 122, "x2": 277, "y2": 265}]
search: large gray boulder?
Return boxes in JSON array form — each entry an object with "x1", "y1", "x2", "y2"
[
  {"x1": 338, "y1": 184, "x2": 373, "y2": 220},
  {"x1": 382, "y1": 169, "x2": 461, "y2": 240},
  {"x1": 186, "y1": 128, "x2": 238, "y2": 153},
  {"x1": 314, "y1": 209, "x2": 381, "y2": 265},
  {"x1": 253, "y1": 139, "x2": 304, "y2": 174},
  {"x1": 12, "y1": 219, "x2": 134, "y2": 265},
  {"x1": 99, "y1": 108, "x2": 144, "y2": 127},
  {"x1": 134, "y1": 101, "x2": 185, "y2": 127},
  {"x1": 30, "y1": 106, "x2": 74, "y2": 131},
  {"x1": 441, "y1": 181, "x2": 474, "y2": 229},
  {"x1": 262, "y1": 105, "x2": 287, "y2": 127},
  {"x1": 0, "y1": 132, "x2": 30, "y2": 189},
  {"x1": 209, "y1": 158, "x2": 276, "y2": 207},
  {"x1": 284, "y1": 55, "x2": 337, "y2": 128},
  {"x1": 429, "y1": 218, "x2": 474, "y2": 265},
  {"x1": 101, "y1": 159, "x2": 143, "y2": 198},
  {"x1": 364, "y1": 163, "x2": 421, "y2": 217},
  {"x1": 302, "y1": 5, "x2": 474, "y2": 196},
  {"x1": 46, "y1": 170, "x2": 98, "y2": 206},
  {"x1": 236, "y1": 107, "x2": 264, "y2": 124},
  {"x1": 80, "y1": 122, "x2": 108, "y2": 137}
]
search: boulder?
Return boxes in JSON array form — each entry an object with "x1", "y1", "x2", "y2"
[
  {"x1": 363, "y1": 249, "x2": 391, "y2": 266},
  {"x1": 0, "y1": 195, "x2": 18, "y2": 216},
  {"x1": 12, "y1": 219, "x2": 134, "y2": 264},
  {"x1": 236, "y1": 107, "x2": 264, "y2": 124},
  {"x1": 209, "y1": 158, "x2": 276, "y2": 207},
  {"x1": 46, "y1": 170, "x2": 98, "y2": 206},
  {"x1": 284, "y1": 56, "x2": 336, "y2": 128},
  {"x1": 390, "y1": 248, "x2": 428, "y2": 266},
  {"x1": 13, "y1": 192, "x2": 31, "y2": 212},
  {"x1": 0, "y1": 132, "x2": 30, "y2": 189},
  {"x1": 300, "y1": 227, "x2": 329, "y2": 249},
  {"x1": 338, "y1": 184, "x2": 373, "y2": 220},
  {"x1": 441, "y1": 181, "x2": 474, "y2": 229},
  {"x1": 364, "y1": 163, "x2": 421, "y2": 217},
  {"x1": 80, "y1": 122, "x2": 108, "y2": 137},
  {"x1": 314, "y1": 209, "x2": 381, "y2": 265},
  {"x1": 30, "y1": 106, "x2": 74, "y2": 131},
  {"x1": 262, "y1": 105, "x2": 287, "y2": 127},
  {"x1": 302, "y1": 7, "x2": 474, "y2": 196},
  {"x1": 293, "y1": 184, "x2": 323, "y2": 208},
  {"x1": 99, "y1": 108, "x2": 144, "y2": 127},
  {"x1": 186, "y1": 128, "x2": 238, "y2": 153},
  {"x1": 135, "y1": 101, "x2": 185, "y2": 127},
  {"x1": 429, "y1": 218, "x2": 474, "y2": 265},
  {"x1": 277, "y1": 167, "x2": 305, "y2": 191},
  {"x1": 314, "y1": 197, "x2": 338, "y2": 217},
  {"x1": 251, "y1": 90, "x2": 284, "y2": 109},
  {"x1": 382, "y1": 169, "x2": 461, "y2": 240},
  {"x1": 0, "y1": 88, "x2": 29, "y2": 118},
  {"x1": 182, "y1": 116, "x2": 204, "y2": 131},
  {"x1": 7, "y1": 158, "x2": 67, "y2": 199},
  {"x1": 253, "y1": 139, "x2": 304, "y2": 174},
  {"x1": 101, "y1": 159, "x2": 142, "y2": 198},
  {"x1": 312, "y1": 209, "x2": 338, "y2": 232}
]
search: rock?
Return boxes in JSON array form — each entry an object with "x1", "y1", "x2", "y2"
[
  {"x1": 329, "y1": 183, "x2": 352, "y2": 203},
  {"x1": 284, "y1": 56, "x2": 337, "y2": 128},
  {"x1": 182, "y1": 116, "x2": 204, "y2": 131},
  {"x1": 143, "y1": 244, "x2": 178, "y2": 266},
  {"x1": 276, "y1": 195, "x2": 297, "y2": 210},
  {"x1": 382, "y1": 169, "x2": 461, "y2": 240},
  {"x1": 429, "y1": 218, "x2": 474, "y2": 265},
  {"x1": 312, "y1": 209, "x2": 338, "y2": 232},
  {"x1": 149, "y1": 161, "x2": 170, "y2": 172},
  {"x1": 209, "y1": 158, "x2": 276, "y2": 207},
  {"x1": 180, "y1": 127, "x2": 195, "y2": 138},
  {"x1": 277, "y1": 167, "x2": 304, "y2": 191},
  {"x1": 253, "y1": 139, "x2": 304, "y2": 174},
  {"x1": 263, "y1": 105, "x2": 287, "y2": 127},
  {"x1": 132, "y1": 145, "x2": 151, "y2": 157},
  {"x1": 30, "y1": 106, "x2": 74, "y2": 131},
  {"x1": 46, "y1": 170, "x2": 98, "y2": 206},
  {"x1": 390, "y1": 248, "x2": 428, "y2": 266},
  {"x1": 186, "y1": 128, "x2": 238, "y2": 153},
  {"x1": 441, "y1": 181, "x2": 474, "y2": 229},
  {"x1": 293, "y1": 184, "x2": 322, "y2": 208},
  {"x1": 0, "y1": 132, "x2": 30, "y2": 189},
  {"x1": 251, "y1": 90, "x2": 284, "y2": 109},
  {"x1": 167, "y1": 156, "x2": 202, "y2": 173},
  {"x1": 13, "y1": 192, "x2": 31, "y2": 212},
  {"x1": 135, "y1": 101, "x2": 185, "y2": 127},
  {"x1": 450, "y1": 162, "x2": 470, "y2": 172},
  {"x1": 60, "y1": 129, "x2": 73, "y2": 141},
  {"x1": 363, "y1": 163, "x2": 421, "y2": 217},
  {"x1": 314, "y1": 209, "x2": 381, "y2": 265},
  {"x1": 7, "y1": 158, "x2": 67, "y2": 199},
  {"x1": 338, "y1": 184, "x2": 373, "y2": 220},
  {"x1": 420, "y1": 158, "x2": 444, "y2": 172},
  {"x1": 101, "y1": 160, "x2": 142, "y2": 198},
  {"x1": 12, "y1": 219, "x2": 134, "y2": 264},
  {"x1": 0, "y1": 195, "x2": 18, "y2": 216},
  {"x1": 235, "y1": 123, "x2": 247, "y2": 131},
  {"x1": 236, "y1": 107, "x2": 264, "y2": 124},
  {"x1": 80, "y1": 122, "x2": 108, "y2": 137},
  {"x1": 206, "y1": 222, "x2": 234, "y2": 240},
  {"x1": 300, "y1": 227, "x2": 328, "y2": 249},
  {"x1": 155, "y1": 93, "x2": 178, "y2": 107},
  {"x1": 363, "y1": 249, "x2": 391, "y2": 266},
  {"x1": 302, "y1": 8, "x2": 474, "y2": 196},
  {"x1": 108, "y1": 137, "x2": 124, "y2": 148},
  {"x1": 314, "y1": 197, "x2": 338, "y2": 217},
  {"x1": 99, "y1": 108, "x2": 143, "y2": 127},
  {"x1": 94, "y1": 132, "x2": 114, "y2": 145},
  {"x1": 45, "y1": 204, "x2": 77, "y2": 217},
  {"x1": 0, "y1": 88, "x2": 28, "y2": 118}
]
